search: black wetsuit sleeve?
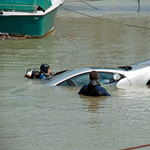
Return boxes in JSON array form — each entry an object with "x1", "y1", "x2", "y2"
[
  {"x1": 96, "y1": 86, "x2": 111, "y2": 96},
  {"x1": 78, "y1": 85, "x2": 87, "y2": 94}
]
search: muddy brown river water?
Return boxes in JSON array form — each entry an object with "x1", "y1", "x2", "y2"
[{"x1": 0, "y1": 0, "x2": 150, "y2": 149}]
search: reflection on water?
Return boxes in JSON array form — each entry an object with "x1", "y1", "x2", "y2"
[
  {"x1": 80, "y1": 94, "x2": 107, "y2": 113},
  {"x1": 1, "y1": 0, "x2": 150, "y2": 149}
]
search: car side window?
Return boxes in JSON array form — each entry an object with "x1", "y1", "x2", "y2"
[
  {"x1": 98, "y1": 72, "x2": 114, "y2": 85},
  {"x1": 59, "y1": 72, "x2": 115, "y2": 86},
  {"x1": 59, "y1": 81, "x2": 69, "y2": 86},
  {"x1": 70, "y1": 73, "x2": 89, "y2": 86},
  {"x1": 59, "y1": 79, "x2": 77, "y2": 86},
  {"x1": 146, "y1": 80, "x2": 150, "y2": 85}
]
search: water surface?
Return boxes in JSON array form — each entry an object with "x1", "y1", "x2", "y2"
[{"x1": 0, "y1": 0, "x2": 150, "y2": 149}]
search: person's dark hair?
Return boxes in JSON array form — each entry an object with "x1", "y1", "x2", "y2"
[
  {"x1": 40, "y1": 64, "x2": 50, "y2": 73},
  {"x1": 89, "y1": 71, "x2": 99, "y2": 80}
]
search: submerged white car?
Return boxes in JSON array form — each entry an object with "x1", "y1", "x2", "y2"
[{"x1": 45, "y1": 60, "x2": 150, "y2": 87}]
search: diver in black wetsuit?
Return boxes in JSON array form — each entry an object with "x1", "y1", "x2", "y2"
[
  {"x1": 78, "y1": 71, "x2": 110, "y2": 96},
  {"x1": 25, "y1": 64, "x2": 56, "y2": 79},
  {"x1": 39, "y1": 64, "x2": 56, "y2": 79}
]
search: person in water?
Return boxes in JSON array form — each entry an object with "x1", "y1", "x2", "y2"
[
  {"x1": 39, "y1": 64, "x2": 56, "y2": 79},
  {"x1": 25, "y1": 63, "x2": 56, "y2": 79},
  {"x1": 78, "y1": 71, "x2": 110, "y2": 96}
]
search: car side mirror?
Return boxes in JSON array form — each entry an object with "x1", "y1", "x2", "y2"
[{"x1": 113, "y1": 74, "x2": 121, "y2": 81}]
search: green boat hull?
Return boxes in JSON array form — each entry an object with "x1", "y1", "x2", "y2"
[
  {"x1": 0, "y1": 7, "x2": 58, "y2": 37},
  {"x1": 0, "y1": 0, "x2": 52, "y2": 12}
]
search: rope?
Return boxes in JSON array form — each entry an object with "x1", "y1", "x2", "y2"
[
  {"x1": 120, "y1": 144, "x2": 150, "y2": 150},
  {"x1": 80, "y1": 0, "x2": 97, "y2": 9},
  {"x1": 61, "y1": 6, "x2": 150, "y2": 30}
]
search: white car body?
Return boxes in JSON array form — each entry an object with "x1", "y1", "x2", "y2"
[{"x1": 45, "y1": 60, "x2": 150, "y2": 87}]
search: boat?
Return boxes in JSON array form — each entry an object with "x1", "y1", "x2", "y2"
[{"x1": 0, "y1": 0, "x2": 64, "y2": 37}]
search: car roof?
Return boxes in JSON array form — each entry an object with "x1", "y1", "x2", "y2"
[
  {"x1": 54, "y1": 67, "x2": 126, "y2": 80},
  {"x1": 45, "y1": 67, "x2": 126, "y2": 86},
  {"x1": 130, "y1": 59, "x2": 150, "y2": 70},
  {"x1": 117, "y1": 59, "x2": 150, "y2": 71}
]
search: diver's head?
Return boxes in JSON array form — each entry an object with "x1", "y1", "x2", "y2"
[
  {"x1": 89, "y1": 71, "x2": 99, "y2": 81},
  {"x1": 40, "y1": 64, "x2": 50, "y2": 74}
]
